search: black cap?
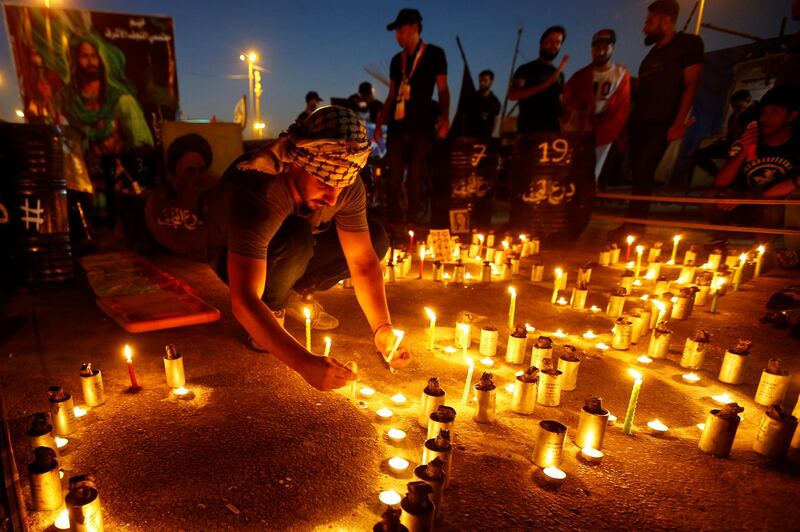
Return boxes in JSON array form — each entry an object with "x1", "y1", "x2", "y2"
[
  {"x1": 648, "y1": 0, "x2": 680, "y2": 20},
  {"x1": 761, "y1": 86, "x2": 799, "y2": 112},
  {"x1": 305, "y1": 91, "x2": 322, "y2": 104},
  {"x1": 592, "y1": 29, "x2": 616, "y2": 45},
  {"x1": 387, "y1": 8, "x2": 422, "y2": 31}
]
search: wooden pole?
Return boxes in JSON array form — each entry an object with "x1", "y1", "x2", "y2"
[{"x1": 501, "y1": 27, "x2": 523, "y2": 119}]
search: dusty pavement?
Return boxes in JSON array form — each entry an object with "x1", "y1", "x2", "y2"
[{"x1": 2, "y1": 220, "x2": 800, "y2": 531}]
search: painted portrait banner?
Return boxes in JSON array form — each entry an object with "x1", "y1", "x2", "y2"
[{"x1": 4, "y1": 4, "x2": 179, "y2": 170}]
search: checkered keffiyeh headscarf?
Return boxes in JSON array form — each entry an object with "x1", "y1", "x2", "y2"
[{"x1": 287, "y1": 106, "x2": 370, "y2": 188}]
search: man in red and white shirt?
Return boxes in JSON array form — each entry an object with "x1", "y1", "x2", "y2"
[{"x1": 563, "y1": 29, "x2": 631, "y2": 180}]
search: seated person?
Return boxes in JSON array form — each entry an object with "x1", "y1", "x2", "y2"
[
  {"x1": 692, "y1": 89, "x2": 752, "y2": 178},
  {"x1": 707, "y1": 86, "x2": 798, "y2": 229}
]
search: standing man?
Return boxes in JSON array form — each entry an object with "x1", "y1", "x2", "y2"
[
  {"x1": 508, "y1": 26, "x2": 569, "y2": 134},
  {"x1": 297, "y1": 91, "x2": 323, "y2": 123},
  {"x1": 618, "y1": 0, "x2": 704, "y2": 236},
  {"x1": 477, "y1": 70, "x2": 501, "y2": 137},
  {"x1": 562, "y1": 29, "x2": 631, "y2": 180},
  {"x1": 374, "y1": 8, "x2": 450, "y2": 224},
  {"x1": 205, "y1": 106, "x2": 411, "y2": 391},
  {"x1": 349, "y1": 82, "x2": 383, "y2": 124}
]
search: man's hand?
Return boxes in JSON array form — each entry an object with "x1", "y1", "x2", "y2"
[
  {"x1": 739, "y1": 121, "x2": 759, "y2": 150},
  {"x1": 667, "y1": 117, "x2": 695, "y2": 142},
  {"x1": 548, "y1": 54, "x2": 570, "y2": 86},
  {"x1": 298, "y1": 354, "x2": 357, "y2": 391},
  {"x1": 436, "y1": 116, "x2": 449, "y2": 139},
  {"x1": 375, "y1": 326, "x2": 412, "y2": 369}
]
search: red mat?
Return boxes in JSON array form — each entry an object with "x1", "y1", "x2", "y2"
[{"x1": 80, "y1": 252, "x2": 220, "y2": 333}]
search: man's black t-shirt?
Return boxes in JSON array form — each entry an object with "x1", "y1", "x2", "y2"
[
  {"x1": 632, "y1": 32, "x2": 704, "y2": 124},
  {"x1": 389, "y1": 42, "x2": 447, "y2": 133},
  {"x1": 477, "y1": 91, "x2": 501, "y2": 137},
  {"x1": 728, "y1": 137, "x2": 800, "y2": 192},
  {"x1": 512, "y1": 59, "x2": 563, "y2": 133}
]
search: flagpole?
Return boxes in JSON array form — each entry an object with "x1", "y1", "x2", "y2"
[{"x1": 501, "y1": 26, "x2": 523, "y2": 119}]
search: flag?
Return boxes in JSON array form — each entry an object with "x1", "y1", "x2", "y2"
[
  {"x1": 449, "y1": 37, "x2": 479, "y2": 138},
  {"x1": 233, "y1": 95, "x2": 247, "y2": 130}
]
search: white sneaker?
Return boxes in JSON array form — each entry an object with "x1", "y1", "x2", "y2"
[{"x1": 285, "y1": 293, "x2": 339, "y2": 331}]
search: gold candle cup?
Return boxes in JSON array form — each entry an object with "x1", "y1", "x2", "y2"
[
  {"x1": 575, "y1": 407, "x2": 610, "y2": 450},
  {"x1": 718, "y1": 350, "x2": 747, "y2": 385},
  {"x1": 532, "y1": 420, "x2": 567, "y2": 468},
  {"x1": 753, "y1": 412, "x2": 797, "y2": 459},
  {"x1": 698, "y1": 410, "x2": 740, "y2": 458},
  {"x1": 511, "y1": 376, "x2": 538, "y2": 415},
  {"x1": 557, "y1": 357, "x2": 580, "y2": 392},
  {"x1": 537, "y1": 370, "x2": 563, "y2": 407}
]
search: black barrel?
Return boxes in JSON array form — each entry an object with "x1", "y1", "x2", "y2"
[
  {"x1": 0, "y1": 124, "x2": 73, "y2": 286},
  {"x1": 446, "y1": 137, "x2": 499, "y2": 232},
  {"x1": 508, "y1": 133, "x2": 595, "y2": 241}
]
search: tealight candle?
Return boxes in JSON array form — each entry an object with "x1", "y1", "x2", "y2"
[
  {"x1": 480, "y1": 357, "x2": 495, "y2": 367},
  {"x1": 607, "y1": 413, "x2": 617, "y2": 426},
  {"x1": 696, "y1": 423, "x2": 706, "y2": 431},
  {"x1": 73, "y1": 406, "x2": 88, "y2": 418},
  {"x1": 554, "y1": 329, "x2": 566, "y2": 338},
  {"x1": 590, "y1": 305, "x2": 601, "y2": 313},
  {"x1": 647, "y1": 419, "x2": 669, "y2": 435},
  {"x1": 580, "y1": 447, "x2": 604, "y2": 464},
  {"x1": 54, "y1": 508, "x2": 70, "y2": 530},
  {"x1": 55, "y1": 436, "x2": 68, "y2": 449},
  {"x1": 390, "y1": 393, "x2": 407, "y2": 405},
  {"x1": 583, "y1": 330, "x2": 597, "y2": 339},
  {"x1": 388, "y1": 456, "x2": 409, "y2": 474},
  {"x1": 359, "y1": 387, "x2": 376, "y2": 398},
  {"x1": 504, "y1": 383, "x2": 515, "y2": 393},
  {"x1": 172, "y1": 386, "x2": 190, "y2": 397},
  {"x1": 636, "y1": 355, "x2": 653, "y2": 365},
  {"x1": 376, "y1": 408, "x2": 394, "y2": 421},
  {"x1": 542, "y1": 466, "x2": 567, "y2": 483},
  {"x1": 682, "y1": 372, "x2": 701, "y2": 383},
  {"x1": 556, "y1": 297, "x2": 568, "y2": 306},
  {"x1": 712, "y1": 392, "x2": 732, "y2": 405},
  {"x1": 443, "y1": 346, "x2": 458, "y2": 354},
  {"x1": 387, "y1": 428, "x2": 406, "y2": 443},
  {"x1": 379, "y1": 490, "x2": 402, "y2": 506},
  {"x1": 595, "y1": 342, "x2": 609, "y2": 350}
]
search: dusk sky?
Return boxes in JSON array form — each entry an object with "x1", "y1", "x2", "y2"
[{"x1": 1, "y1": 0, "x2": 796, "y2": 137}]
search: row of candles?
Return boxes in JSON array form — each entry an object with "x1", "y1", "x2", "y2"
[{"x1": 25, "y1": 344, "x2": 192, "y2": 530}]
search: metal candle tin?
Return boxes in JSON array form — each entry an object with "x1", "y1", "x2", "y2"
[
  {"x1": 629, "y1": 309, "x2": 648, "y2": 345},
  {"x1": 698, "y1": 410, "x2": 740, "y2": 458},
  {"x1": 511, "y1": 375, "x2": 538, "y2": 415},
  {"x1": 432, "y1": 261, "x2": 443, "y2": 282},
  {"x1": 485, "y1": 246, "x2": 495, "y2": 263},
  {"x1": 677, "y1": 265, "x2": 697, "y2": 285},
  {"x1": 473, "y1": 386, "x2": 496, "y2": 424},
  {"x1": 529, "y1": 238, "x2": 541, "y2": 255},
  {"x1": 422, "y1": 433, "x2": 453, "y2": 488},
  {"x1": 418, "y1": 389, "x2": 446, "y2": 428},
  {"x1": 493, "y1": 248, "x2": 506, "y2": 267},
  {"x1": 427, "y1": 406, "x2": 456, "y2": 442},
  {"x1": 80, "y1": 364, "x2": 106, "y2": 407},
  {"x1": 399, "y1": 482, "x2": 435, "y2": 532},
  {"x1": 486, "y1": 233, "x2": 496, "y2": 248},
  {"x1": 754, "y1": 371, "x2": 790, "y2": 407},
  {"x1": 27, "y1": 412, "x2": 58, "y2": 454},
  {"x1": 645, "y1": 261, "x2": 662, "y2": 280},
  {"x1": 609, "y1": 247, "x2": 621, "y2": 264},
  {"x1": 505, "y1": 333, "x2": 528, "y2": 365},
  {"x1": 718, "y1": 350, "x2": 747, "y2": 384},
  {"x1": 607, "y1": 294, "x2": 626, "y2": 319},
  {"x1": 163, "y1": 345, "x2": 186, "y2": 389},
  {"x1": 753, "y1": 412, "x2": 798, "y2": 459},
  {"x1": 680, "y1": 338, "x2": 709, "y2": 370},
  {"x1": 619, "y1": 273, "x2": 634, "y2": 294},
  {"x1": 479, "y1": 327, "x2": 499, "y2": 357},
  {"x1": 647, "y1": 328, "x2": 671, "y2": 359},
  {"x1": 453, "y1": 261, "x2": 465, "y2": 284},
  {"x1": 537, "y1": 370, "x2": 563, "y2": 407},
  {"x1": 577, "y1": 266, "x2": 592, "y2": 284},
  {"x1": 647, "y1": 246, "x2": 662, "y2": 263},
  {"x1": 66, "y1": 474, "x2": 104, "y2": 532},
  {"x1": 530, "y1": 345, "x2": 553, "y2": 370},
  {"x1": 47, "y1": 386, "x2": 76, "y2": 437},
  {"x1": 570, "y1": 288, "x2": 588, "y2": 310},
  {"x1": 557, "y1": 271, "x2": 568, "y2": 291},
  {"x1": 481, "y1": 261, "x2": 492, "y2": 282},
  {"x1": 575, "y1": 407, "x2": 610, "y2": 450},
  {"x1": 385, "y1": 262, "x2": 397, "y2": 283},
  {"x1": 684, "y1": 248, "x2": 697, "y2": 265},
  {"x1": 707, "y1": 251, "x2": 722, "y2": 270},
  {"x1": 413, "y1": 462, "x2": 445, "y2": 521},
  {"x1": 511, "y1": 257, "x2": 521, "y2": 275},
  {"x1": 28, "y1": 447, "x2": 62, "y2": 511},
  {"x1": 598, "y1": 250, "x2": 611, "y2": 267},
  {"x1": 454, "y1": 322, "x2": 472, "y2": 349},
  {"x1": 532, "y1": 420, "x2": 567, "y2": 468},
  {"x1": 557, "y1": 356, "x2": 580, "y2": 392},
  {"x1": 611, "y1": 318, "x2": 633, "y2": 350},
  {"x1": 501, "y1": 261, "x2": 512, "y2": 280},
  {"x1": 671, "y1": 292, "x2": 695, "y2": 321},
  {"x1": 530, "y1": 262, "x2": 544, "y2": 282}
]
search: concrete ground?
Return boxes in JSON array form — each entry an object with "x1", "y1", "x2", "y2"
[{"x1": 2, "y1": 220, "x2": 799, "y2": 531}]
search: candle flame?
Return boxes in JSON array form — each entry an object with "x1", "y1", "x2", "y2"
[
  {"x1": 626, "y1": 261, "x2": 635, "y2": 268},
  {"x1": 626, "y1": 235, "x2": 635, "y2": 245},
  {"x1": 379, "y1": 490, "x2": 402, "y2": 506},
  {"x1": 739, "y1": 253, "x2": 747, "y2": 263},
  {"x1": 682, "y1": 373, "x2": 701, "y2": 383},
  {"x1": 123, "y1": 344, "x2": 132, "y2": 362},
  {"x1": 652, "y1": 300, "x2": 666, "y2": 312},
  {"x1": 583, "y1": 330, "x2": 596, "y2": 339},
  {"x1": 359, "y1": 387, "x2": 376, "y2": 397},
  {"x1": 424, "y1": 307, "x2": 436, "y2": 320},
  {"x1": 673, "y1": 234, "x2": 682, "y2": 243},
  {"x1": 757, "y1": 245, "x2": 765, "y2": 254},
  {"x1": 554, "y1": 329, "x2": 566, "y2": 337},
  {"x1": 556, "y1": 297, "x2": 568, "y2": 305},
  {"x1": 480, "y1": 357, "x2": 495, "y2": 367},
  {"x1": 54, "y1": 508, "x2": 70, "y2": 530},
  {"x1": 505, "y1": 383, "x2": 515, "y2": 393},
  {"x1": 670, "y1": 296, "x2": 678, "y2": 303},
  {"x1": 74, "y1": 406, "x2": 88, "y2": 417},
  {"x1": 324, "y1": 336, "x2": 331, "y2": 346},
  {"x1": 628, "y1": 368, "x2": 643, "y2": 380},
  {"x1": 712, "y1": 392, "x2": 732, "y2": 404},
  {"x1": 172, "y1": 386, "x2": 190, "y2": 396},
  {"x1": 55, "y1": 436, "x2": 68, "y2": 449},
  {"x1": 519, "y1": 234, "x2": 527, "y2": 241},
  {"x1": 714, "y1": 277, "x2": 726, "y2": 289},
  {"x1": 502, "y1": 240, "x2": 509, "y2": 249},
  {"x1": 443, "y1": 346, "x2": 458, "y2": 354},
  {"x1": 582, "y1": 447, "x2": 603, "y2": 459},
  {"x1": 637, "y1": 355, "x2": 653, "y2": 364},
  {"x1": 466, "y1": 357, "x2": 474, "y2": 367},
  {"x1": 525, "y1": 323, "x2": 536, "y2": 332},
  {"x1": 477, "y1": 234, "x2": 484, "y2": 242},
  {"x1": 648, "y1": 419, "x2": 669, "y2": 431},
  {"x1": 376, "y1": 407, "x2": 394, "y2": 419},
  {"x1": 388, "y1": 456, "x2": 409, "y2": 471},
  {"x1": 640, "y1": 294, "x2": 650, "y2": 301},
  {"x1": 408, "y1": 230, "x2": 414, "y2": 237},
  {"x1": 508, "y1": 286, "x2": 516, "y2": 297},
  {"x1": 390, "y1": 393, "x2": 407, "y2": 404},
  {"x1": 392, "y1": 329, "x2": 405, "y2": 342},
  {"x1": 589, "y1": 305, "x2": 601, "y2": 312},
  {"x1": 303, "y1": 307, "x2": 311, "y2": 320},
  {"x1": 636, "y1": 245, "x2": 644, "y2": 253},
  {"x1": 595, "y1": 342, "x2": 610, "y2": 350},
  {"x1": 387, "y1": 428, "x2": 406, "y2": 441},
  {"x1": 697, "y1": 423, "x2": 705, "y2": 431},
  {"x1": 555, "y1": 267, "x2": 563, "y2": 276}
]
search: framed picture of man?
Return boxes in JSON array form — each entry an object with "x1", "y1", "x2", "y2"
[{"x1": 449, "y1": 208, "x2": 470, "y2": 234}]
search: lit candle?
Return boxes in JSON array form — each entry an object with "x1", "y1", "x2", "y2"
[
  {"x1": 388, "y1": 456, "x2": 409, "y2": 474},
  {"x1": 712, "y1": 392, "x2": 732, "y2": 405},
  {"x1": 710, "y1": 278, "x2": 725, "y2": 314},
  {"x1": 551, "y1": 268, "x2": 563, "y2": 304},
  {"x1": 595, "y1": 342, "x2": 610, "y2": 350},
  {"x1": 73, "y1": 406, "x2": 88, "y2": 418},
  {"x1": 54, "y1": 508, "x2": 70, "y2": 530},
  {"x1": 589, "y1": 305, "x2": 601, "y2": 313},
  {"x1": 408, "y1": 230, "x2": 415, "y2": 253},
  {"x1": 669, "y1": 235, "x2": 682, "y2": 264},
  {"x1": 55, "y1": 436, "x2": 69, "y2": 449},
  {"x1": 504, "y1": 383, "x2": 515, "y2": 393},
  {"x1": 304, "y1": 307, "x2": 312, "y2": 351},
  {"x1": 385, "y1": 329, "x2": 405, "y2": 366},
  {"x1": 376, "y1": 407, "x2": 394, "y2": 421},
  {"x1": 622, "y1": 369, "x2": 643, "y2": 435},
  {"x1": 508, "y1": 287, "x2": 517, "y2": 328},
  {"x1": 124, "y1": 344, "x2": 139, "y2": 390},
  {"x1": 652, "y1": 300, "x2": 666, "y2": 324},
  {"x1": 556, "y1": 297, "x2": 568, "y2": 306},
  {"x1": 542, "y1": 466, "x2": 567, "y2": 483},
  {"x1": 323, "y1": 337, "x2": 332, "y2": 357},
  {"x1": 379, "y1": 490, "x2": 402, "y2": 506},
  {"x1": 754, "y1": 245, "x2": 765, "y2": 277},
  {"x1": 387, "y1": 428, "x2": 406, "y2": 443},
  {"x1": 390, "y1": 393, "x2": 407, "y2": 405},
  {"x1": 172, "y1": 386, "x2": 190, "y2": 396},
  {"x1": 733, "y1": 253, "x2": 746, "y2": 291},
  {"x1": 418, "y1": 245, "x2": 425, "y2": 279},
  {"x1": 480, "y1": 357, "x2": 495, "y2": 367},
  {"x1": 636, "y1": 355, "x2": 653, "y2": 365},
  {"x1": 696, "y1": 423, "x2": 705, "y2": 431},
  {"x1": 525, "y1": 323, "x2": 536, "y2": 333},
  {"x1": 647, "y1": 419, "x2": 669, "y2": 435},
  {"x1": 461, "y1": 358, "x2": 475, "y2": 405},
  {"x1": 607, "y1": 413, "x2": 618, "y2": 426},
  {"x1": 554, "y1": 329, "x2": 566, "y2": 338},
  {"x1": 583, "y1": 330, "x2": 597, "y2": 339},
  {"x1": 424, "y1": 307, "x2": 437, "y2": 351},
  {"x1": 625, "y1": 235, "x2": 635, "y2": 261},
  {"x1": 682, "y1": 372, "x2": 701, "y2": 383},
  {"x1": 581, "y1": 447, "x2": 604, "y2": 464},
  {"x1": 443, "y1": 346, "x2": 458, "y2": 354},
  {"x1": 634, "y1": 245, "x2": 644, "y2": 278},
  {"x1": 359, "y1": 386, "x2": 376, "y2": 398}
]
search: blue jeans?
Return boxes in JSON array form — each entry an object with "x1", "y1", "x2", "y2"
[{"x1": 215, "y1": 215, "x2": 389, "y2": 310}]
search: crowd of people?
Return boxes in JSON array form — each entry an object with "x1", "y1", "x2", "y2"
[{"x1": 292, "y1": 0, "x2": 798, "y2": 241}]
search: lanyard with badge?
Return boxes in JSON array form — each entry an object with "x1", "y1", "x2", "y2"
[{"x1": 394, "y1": 42, "x2": 427, "y2": 121}]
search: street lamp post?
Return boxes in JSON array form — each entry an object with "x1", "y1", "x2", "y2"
[
  {"x1": 695, "y1": 0, "x2": 706, "y2": 35},
  {"x1": 239, "y1": 52, "x2": 257, "y2": 131}
]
